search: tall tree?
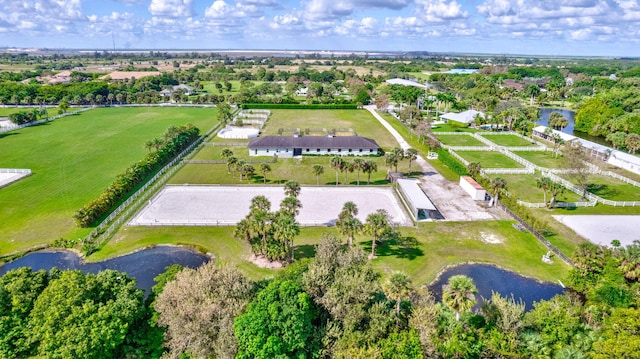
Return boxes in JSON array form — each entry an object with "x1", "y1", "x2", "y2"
[
  {"x1": 442, "y1": 275, "x2": 477, "y2": 321},
  {"x1": 491, "y1": 177, "x2": 507, "y2": 207},
  {"x1": 234, "y1": 280, "x2": 318, "y2": 359},
  {"x1": 364, "y1": 209, "x2": 393, "y2": 259},
  {"x1": 272, "y1": 210, "x2": 300, "y2": 261},
  {"x1": 536, "y1": 177, "x2": 552, "y2": 207},
  {"x1": 331, "y1": 155, "x2": 344, "y2": 186},
  {"x1": 312, "y1": 164, "x2": 324, "y2": 185},
  {"x1": 259, "y1": 163, "x2": 271, "y2": 184},
  {"x1": 226, "y1": 156, "x2": 238, "y2": 176},
  {"x1": 405, "y1": 148, "x2": 418, "y2": 174},
  {"x1": 284, "y1": 180, "x2": 301, "y2": 198},
  {"x1": 335, "y1": 201, "x2": 362, "y2": 246},
  {"x1": 363, "y1": 160, "x2": 378, "y2": 184},
  {"x1": 383, "y1": 272, "x2": 412, "y2": 318},
  {"x1": 155, "y1": 263, "x2": 253, "y2": 359},
  {"x1": 563, "y1": 143, "x2": 593, "y2": 198},
  {"x1": 352, "y1": 158, "x2": 364, "y2": 185},
  {"x1": 221, "y1": 148, "x2": 234, "y2": 160}
]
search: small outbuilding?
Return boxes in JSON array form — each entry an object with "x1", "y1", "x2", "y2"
[
  {"x1": 396, "y1": 178, "x2": 438, "y2": 221},
  {"x1": 441, "y1": 110, "x2": 485, "y2": 126},
  {"x1": 460, "y1": 176, "x2": 486, "y2": 201}
]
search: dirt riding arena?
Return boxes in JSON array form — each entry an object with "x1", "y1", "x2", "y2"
[
  {"x1": 129, "y1": 185, "x2": 412, "y2": 227},
  {"x1": 553, "y1": 215, "x2": 640, "y2": 246}
]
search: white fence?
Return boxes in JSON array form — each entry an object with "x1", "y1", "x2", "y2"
[
  {"x1": 0, "y1": 107, "x2": 93, "y2": 134},
  {"x1": 499, "y1": 149, "x2": 537, "y2": 170},
  {"x1": 446, "y1": 146, "x2": 494, "y2": 151},
  {"x1": 0, "y1": 169, "x2": 32, "y2": 188},
  {"x1": 482, "y1": 168, "x2": 535, "y2": 175},
  {"x1": 517, "y1": 200, "x2": 596, "y2": 208},
  {"x1": 602, "y1": 170, "x2": 640, "y2": 188},
  {"x1": 447, "y1": 149, "x2": 469, "y2": 166}
]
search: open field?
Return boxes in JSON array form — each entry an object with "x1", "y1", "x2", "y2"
[
  {"x1": 456, "y1": 151, "x2": 525, "y2": 168},
  {"x1": 513, "y1": 151, "x2": 565, "y2": 169},
  {"x1": 480, "y1": 134, "x2": 538, "y2": 147},
  {"x1": 0, "y1": 107, "x2": 218, "y2": 255},
  {"x1": 94, "y1": 220, "x2": 570, "y2": 284},
  {"x1": 259, "y1": 109, "x2": 399, "y2": 150},
  {"x1": 130, "y1": 185, "x2": 411, "y2": 226},
  {"x1": 431, "y1": 124, "x2": 478, "y2": 133},
  {"x1": 488, "y1": 174, "x2": 583, "y2": 203},
  {"x1": 435, "y1": 134, "x2": 486, "y2": 147}
]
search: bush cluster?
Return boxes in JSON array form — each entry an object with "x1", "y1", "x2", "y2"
[
  {"x1": 74, "y1": 124, "x2": 200, "y2": 227},
  {"x1": 241, "y1": 103, "x2": 358, "y2": 110},
  {"x1": 435, "y1": 148, "x2": 468, "y2": 176}
]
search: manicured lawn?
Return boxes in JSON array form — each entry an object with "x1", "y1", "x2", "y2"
[
  {"x1": 95, "y1": 221, "x2": 570, "y2": 284},
  {"x1": 480, "y1": 134, "x2": 538, "y2": 147},
  {"x1": 513, "y1": 151, "x2": 566, "y2": 169},
  {"x1": 488, "y1": 174, "x2": 583, "y2": 203},
  {"x1": 170, "y1": 154, "x2": 418, "y2": 186},
  {"x1": 584, "y1": 175, "x2": 640, "y2": 201},
  {"x1": 259, "y1": 109, "x2": 400, "y2": 150},
  {"x1": 0, "y1": 107, "x2": 218, "y2": 255},
  {"x1": 456, "y1": 151, "x2": 525, "y2": 168},
  {"x1": 436, "y1": 134, "x2": 486, "y2": 147},
  {"x1": 431, "y1": 123, "x2": 478, "y2": 133}
]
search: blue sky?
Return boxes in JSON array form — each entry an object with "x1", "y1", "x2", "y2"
[{"x1": 0, "y1": 0, "x2": 639, "y2": 56}]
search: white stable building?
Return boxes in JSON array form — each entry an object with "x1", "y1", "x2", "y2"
[
  {"x1": 396, "y1": 178, "x2": 438, "y2": 221},
  {"x1": 248, "y1": 136, "x2": 380, "y2": 158},
  {"x1": 459, "y1": 176, "x2": 486, "y2": 201}
]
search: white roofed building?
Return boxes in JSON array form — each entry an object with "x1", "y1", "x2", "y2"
[{"x1": 441, "y1": 110, "x2": 485, "y2": 125}]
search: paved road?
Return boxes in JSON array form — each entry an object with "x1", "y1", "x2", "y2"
[{"x1": 365, "y1": 105, "x2": 504, "y2": 221}]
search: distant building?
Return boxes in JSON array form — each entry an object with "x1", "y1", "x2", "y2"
[
  {"x1": 396, "y1": 178, "x2": 438, "y2": 221},
  {"x1": 248, "y1": 135, "x2": 380, "y2": 157},
  {"x1": 385, "y1": 78, "x2": 431, "y2": 89},
  {"x1": 446, "y1": 69, "x2": 479, "y2": 75},
  {"x1": 441, "y1": 110, "x2": 485, "y2": 125}
]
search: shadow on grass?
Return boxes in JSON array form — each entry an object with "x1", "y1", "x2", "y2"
[
  {"x1": 360, "y1": 235, "x2": 424, "y2": 260},
  {"x1": 294, "y1": 244, "x2": 316, "y2": 259},
  {"x1": 587, "y1": 183, "x2": 618, "y2": 199}
]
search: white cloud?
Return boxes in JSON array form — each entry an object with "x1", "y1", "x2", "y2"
[
  {"x1": 149, "y1": 0, "x2": 193, "y2": 18},
  {"x1": 0, "y1": 0, "x2": 83, "y2": 34}
]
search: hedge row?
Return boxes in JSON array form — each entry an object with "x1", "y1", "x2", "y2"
[
  {"x1": 435, "y1": 148, "x2": 468, "y2": 176},
  {"x1": 241, "y1": 103, "x2": 358, "y2": 110},
  {"x1": 74, "y1": 124, "x2": 200, "y2": 227}
]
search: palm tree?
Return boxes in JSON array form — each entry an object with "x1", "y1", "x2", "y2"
[
  {"x1": 527, "y1": 85, "x2": 540, "y2": 106},
  {"x1": 312, "y1": 164, "x2": 324, "y2": 185},
  {"x1": 405, "y1": 148, "x2": 418, "y2": 174},
  {"x1": 384, "y1": 272, "x2": 412, "y2": 318},
  {"x1": 364, "y1": 209, "x2": 392, "y2": 259},
  {"x1": 548, "y1": 181, "x2": 566, "y2": 208},
  {"x1": 385, "y1": 153, "x2": 398, "y2": 173},
  {"x1": 536, "y1": 177, "x2": 552, "y2": 207},
  {"x1": 284, "y1": 181, "x2": 301, "y2": 198},
  {"x1": 342, "y1": 161, "x2": 353, "y2": 185},
  {"x1": 336, "y1": 201, "x2": 362, "y2": 246},
  {"x1": 235, "y1": 160, "x2": 246, "y2": 181},
  {"x1": 363, "y1": 160, "x2": 378, "y2": 185},
  {"x1": 352, "y1": 158, "x2": 364, "y2": 185},
  {"x1": 467, "y1": 162, "x2": 482, "y2": 178},
  {"x1": 260, "y1": 163, "x2": 271, "y2": 184},
  {"x1": 330, "y1": 156, "x2": 344, "y2": 186},
  {"x1": 221, "y1": 148, "x2": 234, "y2": 160},
  {"x1": 442, "y1": 275, "x2": 477, "y2": 321},
  {"x1": 227, "y1": 156, "x2": 238, "y2": 175},
  {"x1": 391, "y1": 147, "x2": 404, "y2": 172},
  {"x1": 272, "y1": 211, "x2": 300, "y2": 261},
  {"x1": 491, "y1": 177, "x2": 507, "y2": 207},
  {"x1": 241, "y1": 164, "x2": 255, "y2": 183},
  {"x1": 234, "y1": 218, "x2": 252, "y2": 244},
  {"x1": 280, "y1": 196, "x2": 302, "y2": 216}
]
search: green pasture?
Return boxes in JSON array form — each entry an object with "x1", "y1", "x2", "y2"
[
  {"x1": 170, "y1": 153, "x2": 418, "y2": 186},
  {"x1": 583, "y1": 175, "x2": 640, "y2": 201},
  {"x1": 488, "y1": 174, "x2": 583, "y2": 203},
  {"x1": 456, "y1": 151, "x2": 525, "y2": 168},
  {"x1": 95, "y1": 220, "x2": 570, "y2": 284},
  {"x1": 436, "y1": 134, "x2": 486, "y2": 147},
  {"x1": 431, "y1": 123, "x2": 478, "y2": 133},
  {"x1": 512, "y1": 151, "x2": 565, "y2": 169},
  {"x1": 0, "y1": 107, "x2": 218, "y2": 255},
  {"x1": 258, "y1": 109, "x2": 399, "y2": 150},
  {"x1": 480, "y1": 134, "x2": 538, "y2": 147}
]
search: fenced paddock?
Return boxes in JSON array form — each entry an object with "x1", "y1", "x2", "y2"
[{"x1": 129, "y1": 185, "x2": 412, "y2": 227}]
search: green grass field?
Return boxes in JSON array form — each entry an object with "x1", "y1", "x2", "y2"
[
  {"x1": 259, "y1": 109, "x2": 399, "y2": 150},
  {"x1": 488, "y1": 174, "x2": 583, "y2": 203},
  {"x1": 431, "y1": 123, "x2": 478, "y2": 133},
  {"x1": 0, "y1": 108, "x2": 71, "y2": 117},
  {"x1": 0, "y1": 107, "x2": 218, "y2": 255},
  {"x1": 480, "y1": 134, "x2": 538, "y2": 147},
  {"x1": 456, "y1": 151, "x2": 525, "y2": 168},
  {"x1": 94, "y1": 220, "x2": 570, "y2": 284},
  {"x1": 436, "y1": 134, "x2": 486, "y2": 147},
  {"x1": 584, "y1": 175, "x2": 640, "y2": 201},
  {"x1": 512, "y1": 151, "x2": 565, "y2": 169}
]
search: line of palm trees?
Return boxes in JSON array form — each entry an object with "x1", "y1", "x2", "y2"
[{"x1": 329, "y1": 156, "x2": 379, "y2": 185}]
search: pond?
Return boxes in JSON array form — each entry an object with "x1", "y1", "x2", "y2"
[
  {"x1": 0, "y1": 246, "x2": 210, "y2": 295},
  {"x1": 429, "y1": 264, "x2": 565, "y2": 311},
  {"x1": 537, "y1": 108, "x2": 610, "y2": 146}
]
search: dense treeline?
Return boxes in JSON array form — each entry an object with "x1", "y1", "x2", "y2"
[
  {"x1": 74, "y1": 124, "x2": 200, "y2": 228},
  {"x1": 2, "y1": 236, "x2": 639, "y2": 358}
]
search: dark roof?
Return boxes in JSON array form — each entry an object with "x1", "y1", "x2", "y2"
[{"x1": 249, "y1": 136, "x2": 379, "y2": 149}]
